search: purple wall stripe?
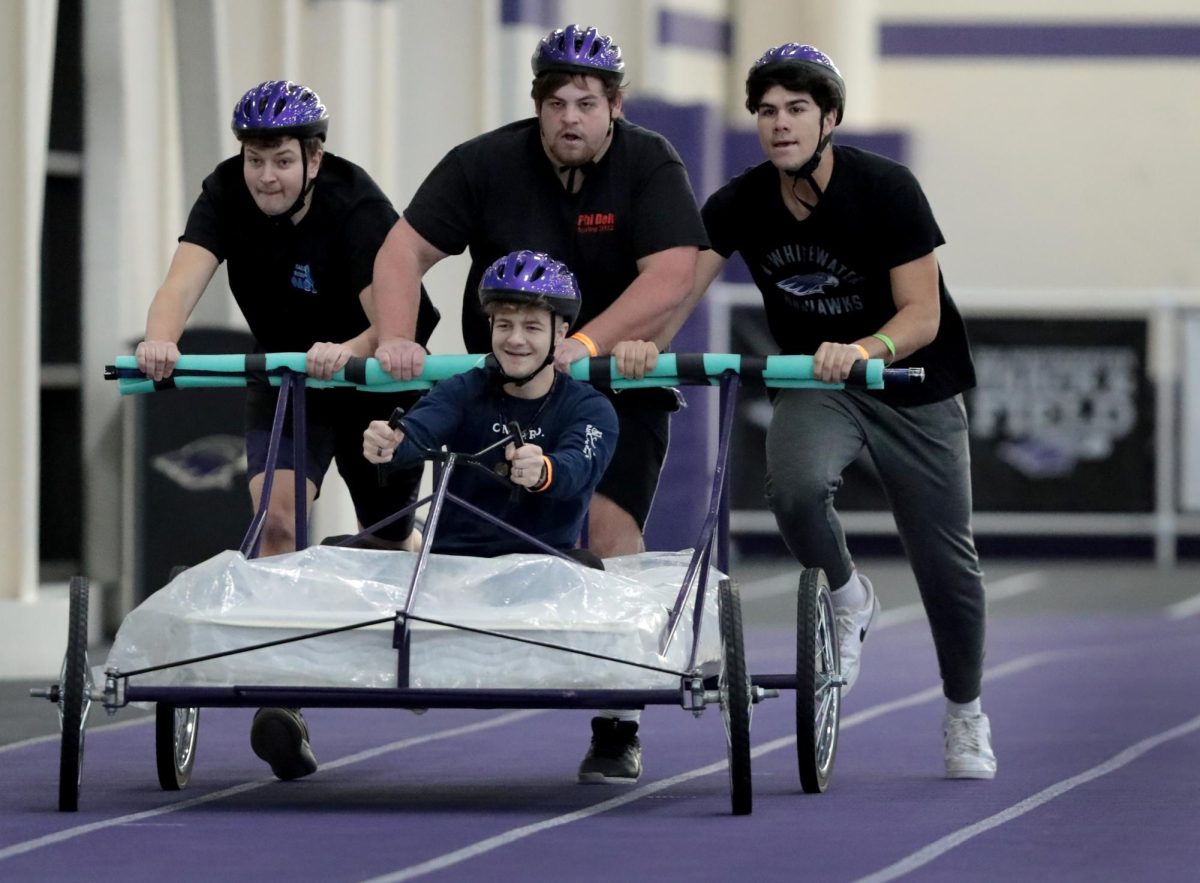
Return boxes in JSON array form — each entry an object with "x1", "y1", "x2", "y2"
[
  {"x1": 880, "y1": 22, "x2": 1200, "y2": 58},
  {"x1": 500, "y1": 0, "x2": 560, "y2": 29},
  {"x1": 658, "y1": 9, "x2": 732, "y2": 55}
]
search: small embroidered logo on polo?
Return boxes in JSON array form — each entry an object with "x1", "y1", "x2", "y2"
[{"x1": 291, "y1": 264, "x2": 318, "y2": 293}]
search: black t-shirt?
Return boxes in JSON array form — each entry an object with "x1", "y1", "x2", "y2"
[
  {"x1": 402, "y1": 117, "x2": 709, "y2": 354},
  {"x1": 702, "y1": 145, "x2": 975, "y2": 405},
  {"x1": 181, "y1": 153, "x2": 437, "y2": 352}
]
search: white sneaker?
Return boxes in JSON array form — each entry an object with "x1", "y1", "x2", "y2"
[
  {"x1": 834, "y1": 574, "x2": 880, "y2": 695},
  {"x1": 943, "y1": 712, "x2": 997, "y2": 779}
]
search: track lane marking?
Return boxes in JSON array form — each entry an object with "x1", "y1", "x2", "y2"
[
  {"x1": 854, "y1": 712, "x2": 1200, "y2": 883},
  {"x1": 0, "y1": 714, "x2": 151, "y2": 755},
  {"x1": 356, "y1": 651, "x2": 1058, "y2": 883},
  {"x1": 1165, "y1": 592, "x2": 1200, "y2": 620},
  {"x1": 742, "y1": 570, "x2": 1047, "y2": 626},
  {"x1": 0, "y1": 710, "x2": 541, "y2": 862}
]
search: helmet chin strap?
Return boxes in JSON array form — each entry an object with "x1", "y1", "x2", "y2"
[
  {"x1": 549, "y1": 114, "x2": 614, "y2": 193},
  {"x1": 273, "y1": 141, "x2": 318, "y2": 224},
  {"x1": 486, "y1": 319, "x2": 561, "y2": 386},
  {"x1": 486, "y1": 351, "x2": 554, "y2": 387},
  {"x1": 784, "y1": 131, "x2": 832, "y2": 212}
]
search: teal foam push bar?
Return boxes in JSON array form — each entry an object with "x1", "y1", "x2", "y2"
[{"x1": 107, "y1": 353, "x2": 920, "y2": 395}]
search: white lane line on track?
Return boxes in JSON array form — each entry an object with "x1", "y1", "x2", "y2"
[
  {"x1": 1165, "y1": 592, "x2": 1200, "y2": 620},
  {"x1": 356, "y1": 650, "x2": 1059, "y2": 883},
  {"x1": 877, "y1": 570, "x2": 1047, "y2": 628},
  {"x1": 0, "y1": 714, "x2": 152, "y2": 756},
  {"x1": 742, "y1": 570, "x2": 1046, "y2": 626},
  {"x1": 854, "y1": 711, "x2": 1200, "y2": 883},
  {"x1": 0, "y1": 710, "x2": 541, "y2": 863}
]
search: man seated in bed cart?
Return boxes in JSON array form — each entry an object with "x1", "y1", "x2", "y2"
[{"x1": 251, "y1": 250, "x2": 656, "y2": 784}]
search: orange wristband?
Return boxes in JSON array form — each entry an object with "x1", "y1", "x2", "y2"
[
  {"x1": 531, "y1": 455, "x2": 553, "y2": 493},
  {"x1": 853, "y1": 344, "x2": 870, "y2": 361},
  {"x1": 570, "y1": 332, "x2": 599, "y2": 357}
]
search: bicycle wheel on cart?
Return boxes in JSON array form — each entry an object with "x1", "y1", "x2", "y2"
[
  {"x1": 155, "y1": 566, "x2": 200, "y2": 790},
  {"x1": 796, "y1": 567, "x2": 840, "y2": 793},
  {"x1": 718, "y1": 578, "x2": 752, "y2": 815},
  {"x1": 58, "y1": 576, "x2": 93, "y2": 812},
  {"x1": 156, "y1": 704, "x2": 200, "y2": 790}
]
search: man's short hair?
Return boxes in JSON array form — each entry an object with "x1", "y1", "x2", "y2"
[
  {"x1": 484, "y1": 298, "x2": 568, "y2": 328},
  {"x1": 239, "y1": 134, "x2": 325, "y2": 155},
  {"x1": 746, "y1": 67, "x2": 839, "y2": 119},
  {"x1": 531, "y1": 71, "x2": 623, "y2": 107}
]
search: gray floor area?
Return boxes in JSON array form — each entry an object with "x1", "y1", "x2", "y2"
[{"x1": 7, "y1": 553, "x2": 1199, "y2": 748}]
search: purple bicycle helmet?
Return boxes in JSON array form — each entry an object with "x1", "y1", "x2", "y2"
[
  {"x1": 479, "y1": 250, "x2": 582, "y2": 325},
  {"x1": 231, "y1": 80, "x2": 329, "y2": 141},
  {"x1": 747, "y1": 43, "x2": 845, "y2": 123},
  {"x1": 532, "y1": 25, "x2": 624, "y2": 79}
]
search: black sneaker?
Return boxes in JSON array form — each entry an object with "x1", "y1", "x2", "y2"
[
  {"x1": 577, "y1": 717, "x2": 642, "y2": 783},
  {"x1": 250, "y1": 708, "x2": 318, "y2": 781}
]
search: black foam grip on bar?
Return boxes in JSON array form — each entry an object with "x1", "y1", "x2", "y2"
[
  {"x1": 740, "y1": 356, "x2": 766, "y2": 387},
  {"x1": 244, "y1": 353, "x2": 269, "y2": 386},
  {"x1": 845, "y1": 360, "x2": 869, "y2": 388},
  {"x1": 589, "y1": 356, "x2": 612, "y2": 390},
  {"x1": 343, "y1": 357, "x2": 368, "y2": 386},
  {"x1": 153, "y1": 377, "x2": 176, "y2": 391},
  {"x1": 673, "y1": 353, "x2": 709, "y2": 384}
]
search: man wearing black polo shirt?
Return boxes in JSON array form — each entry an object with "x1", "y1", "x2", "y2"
[
  {"x1": 371, "y1": 25, "x2": 708, "y2": 783},
  {"x1": 373, "y1": 25, "x2": 706, "y2": 558}
]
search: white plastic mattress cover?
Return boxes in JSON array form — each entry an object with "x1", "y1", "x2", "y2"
[{"x1": 105, "y1": 546, "x2": 724, "y2": 691}]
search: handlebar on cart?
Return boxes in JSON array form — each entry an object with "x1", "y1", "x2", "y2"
[
  {"x1": 105, "y1": 352, "x2": 923, "y2": 394},
  {"x1": 379, "y1": 411, "x2": 525, "y2": 492}
]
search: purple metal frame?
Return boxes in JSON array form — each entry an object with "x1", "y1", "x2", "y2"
[
  {"x1": 239, "y1": 370, "x2": 308, "y2": 556},
  {"x1": 114, "y1": 369, "x2": 765, "y2": 713}
]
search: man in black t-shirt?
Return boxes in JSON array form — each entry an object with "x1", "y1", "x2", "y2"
[
  {"x1": 137, "y1": 80, "x2": 437, "y2": 565},
  {"x1": 666, "y1": 45, "x2": 995, "y2": 781},
  {"x1": 137, "y1": 81, "x2": 441, "y2": 784},
  {"x1": 370, "y1": 25, "x2": 708, "y2": 784}
]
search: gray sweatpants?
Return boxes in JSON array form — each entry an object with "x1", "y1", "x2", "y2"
[{"x1": 764, "y1": 388, "x2": 986, "y2": 702}]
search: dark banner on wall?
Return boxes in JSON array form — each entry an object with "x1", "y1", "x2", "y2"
[
  {"x1": 727, "y1": 308, "x2": 1155, "y2": 517},
  {"x1": 965, "y1": 317, "x2": 1154, "y2": 512}
]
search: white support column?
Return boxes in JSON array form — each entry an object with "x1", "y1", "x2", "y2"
[
  {"x1": 83, "y1": 0, "x2": 185, "y2": 619},
  {"x1": 1151, "y1": 299, "x2": 1179, "y2": 567},
  {"x1": 173, "y1": 0, "x2": 235, "y2": 327},
  {"x1": 0, "y1": 0, "x2": 62, "y2": 676}
]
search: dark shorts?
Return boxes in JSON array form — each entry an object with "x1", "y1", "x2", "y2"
[
  {"x1": 245, "y1": 385, "x2": 424, "y2": 541},
  {"x1": 595, "y1": 388, "x2": 677, "y2": 529}
]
